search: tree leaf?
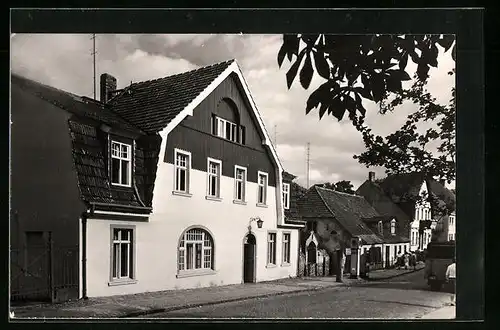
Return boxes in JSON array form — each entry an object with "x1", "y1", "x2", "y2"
[
  {"x1": 329, "y1": 96, "x2": 346, "y2": 121},
  {"x1": 300, "y1": 53, "x2": 314, "y2": 89},
  {"x1": 416, "y1": 63, "x2": 430, "y2": 81},
  {"x1": 277, "y1": 44, "x2": 287, "y2": 68},
  {"x1": 399, "y1": 52, "x2": 408, "y2": 71},
  {"x1": 437, "y1": 35, "x2": 455, "y2": 52},
  {"x1": 386, "y1": 75, "x2": 402, "y2": 93},
  {"x1": 286, "y1": 51, "x2": 305, "y2": 89},
  {"x1": 313, "y1": 49, "x2": 330, "y2": 79},
  {"x1": 388, "y1": 69, "x2": 411, "y2": 81},
  {"x1": 371, "y1": 73, "x2": 386, "y2": 103},
  {"x1": 318, "y1": 102, "x2": 329, "y2": 119},
  {"x1": 355, "y1": 92, "x2": 367, "y2": 116}
]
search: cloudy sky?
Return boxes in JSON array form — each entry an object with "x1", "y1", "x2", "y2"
[{"x1": 11, "y1": 34, "x2": 455, "y2": 189}]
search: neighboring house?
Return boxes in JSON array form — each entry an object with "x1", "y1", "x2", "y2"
[
  {"x1": 10, "y1": 59, "x2": 304, "y2": 301},
  {"x1": 356, "y1": 171, "x2": 456, "y2": 252},
  {"x1": 297, "y1": 185, "x2": 410, "y2": 278}
]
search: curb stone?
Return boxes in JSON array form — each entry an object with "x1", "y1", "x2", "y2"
[
  {"x1": 120, "y1": 282, "x2": 351, "y2": 318},
  {"x1": 366, "y1": 266, "x2": 424, "y2": 282}
]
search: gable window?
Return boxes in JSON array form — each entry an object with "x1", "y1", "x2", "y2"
[
  {"x1": 111, "y1": 227, "x2": 135, "y2": 282},
  {"x1": 111, "y1": 141, "x2": 132, "y2": 186},
  {"x1": 178, "y1": 228, "x2": 214, "y2": 273},
  {"x1": 234, "y1": 165, "x2": 247, "y2": 203},
  {"x1": 211, "y1": 115, "x2": 246, "y2": 145},
  {"x1": 377, "y1": 221, "x2": 383, "y2": 234},
  {"x1": 257, "y1": 171, "x2": 268, "y2": 205},
  {"x1": 207, "y1": 158, "x2": 222, "y2": 199},
  {"x1": 449, "y1": 215, "x2": 454, "y2": 225},
  {"x1": 282, "y1": 183, "x2": 290, "y2": 209},
  {"x1": 390, "y1": 219, "x2": 396, "y2": 235},
  {"x1": 282, "y1": 233, "x2": 291, "y2": 264},
  {"x1": 267, "y1": 232, "x2": 276, "y2": 265},
  {"x1": 174, "y1": 149, "x2": 191, "y2": 194}
]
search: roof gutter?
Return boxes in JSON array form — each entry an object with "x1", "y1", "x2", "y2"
[{"x1": 89, "y1": 202, "x2": 152, "y2": 212}]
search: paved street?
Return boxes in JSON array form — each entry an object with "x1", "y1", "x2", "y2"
[{"x1": 139, "y1": 270, "x2": 453, "y2": 319}]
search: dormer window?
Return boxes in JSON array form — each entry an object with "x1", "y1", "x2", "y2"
[
  {"x1": 211, "y1": 115, "x2": 245, "y2": 144},
  {"x1": 111, "y1": 141, "x2": 132, "y2": 187},
  {"x1": 390, "y1": 219, "x2": 396, "y2": 235},
  {"x1": 377, "y1": 221, "x2": 383, "y2": 234}
]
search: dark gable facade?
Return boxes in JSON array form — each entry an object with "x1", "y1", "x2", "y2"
[{"x1": 165, "y1": 74, "x2": 276, "y2": 186}]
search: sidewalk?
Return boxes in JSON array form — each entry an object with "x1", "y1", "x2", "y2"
[
  {"x1": 421, "y1": 305, "x2": 456, "y2": 319},
  {"x1": 10, "y1": 276, "x2": 361, "y2": 319},
  {"x1": 366, "y1": 262, "x2": 425, "y2": 281}
]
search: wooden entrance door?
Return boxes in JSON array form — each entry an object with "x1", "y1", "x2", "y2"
[{"x1": 243, "y1": 234, "x2": 256, "y2": 283}]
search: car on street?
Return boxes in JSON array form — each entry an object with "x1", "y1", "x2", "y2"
[{"x1": 424, "y1": 241, "x2": 455, "y2": 291}]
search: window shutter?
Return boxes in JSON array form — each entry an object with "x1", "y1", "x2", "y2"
[{"x1": 211, "y1": 114, "x2": 217, "y2": 135}]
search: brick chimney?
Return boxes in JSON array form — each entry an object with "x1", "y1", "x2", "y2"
[
  {"x1": 368, "y1": 171, "x2": 376, "y2": 182},
  {"x1": 100, "y1": 73, "x2": 117, "y2": 103}
]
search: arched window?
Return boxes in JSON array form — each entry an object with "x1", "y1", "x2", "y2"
[
  {"x1": 178, "y1": 228, "x2": 214, "y2": 272},
  {"x1": 377, "y1": 221, "x2": 383, "y2": 234},
  {"x1": 390, "y1": 219, "x2": 396, "y2": 235}
]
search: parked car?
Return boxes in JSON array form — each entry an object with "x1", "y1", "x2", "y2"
[{"x1": 424, "y1": 241, "x2": 456, "y2": 291}]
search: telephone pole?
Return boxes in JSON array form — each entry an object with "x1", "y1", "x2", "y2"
[
  {"x1": 91, "y1": 34, "x2": 97, "y2": 100},
  {"x1": 306, "y1": 142, "x2": 310, "y2": 188}
]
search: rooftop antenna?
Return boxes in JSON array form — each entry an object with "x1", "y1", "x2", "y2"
[
  {"x1": 91, "y1": 34, "x2": 97, "y2": 100},
  {"x1": 306, "y1": 142, "x2": 310, "y2": 188}
]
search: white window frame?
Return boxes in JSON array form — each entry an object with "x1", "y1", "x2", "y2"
[
  {"x1": 206, "y1": 157, "x2": 222, "y2": 200},
  {"x1": 282, "y1": 232, "x2": 291, "y2": 265},
  {"x1": 257, "y1": 171, "x2": 268, "y2": 206},
  {"x1": 177, "y1": 228, "x2": 215, "y2": 277},
  {"x1": 282, "y1": 183, "x2": 290, "y2": 210},
  {"x1": 173, "y1": 148, "x2": 191, "y2": 195},
  {"x1": 377, "y1": 221, "x2": 383, "y2": 234},
  {"x1": 390, "y1": 219, "x2": 396, "y2": 235},
  {"x1": 215, "y1": 116, "x2": 238, "y2": 143},
  {"x1": 234, "y1": 165, "x2": 247, "y2": 204},
  {"x1": 109, "y1": 226, "x2": 136, "y2": 285},
  {"x1": 449, "y1": 215, "x2": 454, "y2": 225},
  {"x1": 110, "y1": 141, "x2": 132, "y2": 187},
  {"x1": 267, "y1": 232, "x2": 277, "y2": 266}
]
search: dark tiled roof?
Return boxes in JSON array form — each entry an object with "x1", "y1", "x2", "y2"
[
  {"x1": 109, "y1": 60, "x2": 235, "y2": 133},
  {"x1": 358, "y1": 234, "x2": 384, "y2": 245},
  {"x1": 356, "y1": 181, "x2": 412, "y2": 225},
  {"x1": 379, "y1": 172, "x2": 425, "y2": 203},
  {"x1": 310, "y1": 187, "x2": 378, "y2": 236},
  {"x1": 285, "y1": 181, "x2": 307, "y2": 221},
  {"x1": 12, "y1": 73, "x2": 158, "y2": 211},
  {"x1": 68, "y1": 121, "x2": 149, "y2": 208},
  {"x1": 361, "y1": 215, "x2": 395, "y2": 223},
  {"x1": 282, "y1": 171, "x2": 297, "y2": 182},
  {"x1": 11, "y1": 74, "x2": 143, "y2": 135}
]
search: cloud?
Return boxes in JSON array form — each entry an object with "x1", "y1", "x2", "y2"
[{"x1": 10, "y1": 34, "x2": 455, "y2": 190}]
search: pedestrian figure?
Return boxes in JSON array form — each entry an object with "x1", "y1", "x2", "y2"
[
  {"x1": 410, "y1": 252, "x2": 417, "y2": 271},
  {"x1": 445, "y1": 258, "x2": 456, "y2": 306},
  {"x1": 403, "y1": 253, "x2": 409, "y2": 270}
]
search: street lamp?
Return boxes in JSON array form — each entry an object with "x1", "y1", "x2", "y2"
[{"x1": 248, "y1": 217, "x2": 264, "y2": 232}]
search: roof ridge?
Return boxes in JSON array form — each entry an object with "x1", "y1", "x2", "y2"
[
  {"x1": 127, "y1": 59, "x2": 235, "y2": 88},
  {"x1": 316, "y1": 186, "x2": 362, "y2": 198}
]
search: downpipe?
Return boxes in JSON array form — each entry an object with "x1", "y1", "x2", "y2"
[{"x1": 81, "y1": 212, "x2": 88, "y2": 300}]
